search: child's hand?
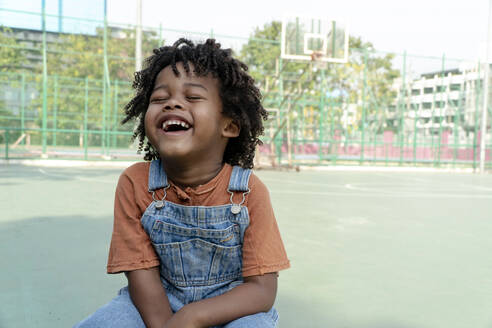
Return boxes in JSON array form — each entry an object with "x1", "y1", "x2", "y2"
[{"x1": 163, "y1": 305, "x2": 201, "y2": 328}]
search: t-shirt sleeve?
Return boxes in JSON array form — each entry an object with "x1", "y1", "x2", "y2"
[
  {"x1": 242, "y1": 175, "x2": 290, "y2": 277},
  {"x1": 106, "y1": 171, "x2": 160, "y2": 274}
]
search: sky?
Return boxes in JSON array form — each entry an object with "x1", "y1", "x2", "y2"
[
  {"x1": 0, "y1": 0, "x2": 490, "y2": 63},
  {"x1": 106, "y1": 0, "x2": 489, "y2": 61}
]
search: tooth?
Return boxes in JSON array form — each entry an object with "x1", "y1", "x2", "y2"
[{"x1": 161, "y1": 119, "x2": 190, "y2": 130}]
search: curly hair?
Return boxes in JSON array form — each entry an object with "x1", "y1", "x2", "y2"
[{"x1": 122, "y1": 38, "x2": 268, "y2": 169}]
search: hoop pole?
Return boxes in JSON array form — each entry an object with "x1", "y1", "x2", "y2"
[
  {"x1": 41, "y1": 0, "x2": 48, "y2": 156},
  {"x1": 135, "y1": 0, "x2": 142, "y2": 72}
]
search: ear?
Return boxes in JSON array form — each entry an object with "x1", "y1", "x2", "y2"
[{"x1": 222, "y1": 118, "x2": 240, "y2": 138}]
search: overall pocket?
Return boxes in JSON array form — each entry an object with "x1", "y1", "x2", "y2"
[{"x1": 150, "y1": 221, "x2": 243, "y2": 285}]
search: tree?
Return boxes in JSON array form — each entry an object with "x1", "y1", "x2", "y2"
[
  {"x1": 0, "y1": 27, "x2": 29, "y2": 143},
  {"x1": 238, "y1": 20, "x2": 401, "y2": 165},
  {"x1": 239, "y1": 20, "x2": 400, "y2": 131},
  {"x1": 0, "y1": 27, "x2": 27, "y2": 72},
  {"x1": 46, "y1": 26, "x2": 160, "y2": 80},
  {"x1": 36, "y1": 27, "x2": 161, "y2": 147}
]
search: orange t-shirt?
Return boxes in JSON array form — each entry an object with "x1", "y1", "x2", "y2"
[{"x1": 107, "y1": 162, "x2": 290, "y2": 277}]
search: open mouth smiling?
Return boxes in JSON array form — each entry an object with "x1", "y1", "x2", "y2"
[
  {"x1": 162, "y1": 120, "x2": 191, "y2": 132},
  {"x1": 159, "y1": 116, "x2": 193, "y2": 134}
]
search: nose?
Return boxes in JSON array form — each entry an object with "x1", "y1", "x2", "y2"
[{"x1": 163, "y1": 98, "x2": 183, "y2": 110}]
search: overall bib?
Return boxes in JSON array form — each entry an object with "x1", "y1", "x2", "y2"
[{"x1": 75, "y1": 160, "x2": 278, "y2": 328}]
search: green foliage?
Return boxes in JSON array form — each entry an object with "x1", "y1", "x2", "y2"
[
  {"x1": 0, "y1": 18, "x2": 400, "y2": 147},
  {"x1": 0, "y1": 26, "x2": 27, "y2": 72},
  {"x1": 240, "y1": 21, "x2": 400, "y2": 134},
  {"x1": 47, "y1": 27, "x2": 160, "y2": 80},
  {"x1": 240, "y1": 21, "x2": 281, "y2": 83},
  {"x1": 0, "y1": 28, "x2": 26, "y2": 134},
  {"x1": 38, "y1": 27, "x2": 161, "y2": 139},
  {"x1": 0, "y1": 24, "x2": 164, "y2": 148}
]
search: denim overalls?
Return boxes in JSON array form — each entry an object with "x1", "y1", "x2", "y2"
[{"x1": 75, "y1": 160, "x2": 278, "y2": 328}]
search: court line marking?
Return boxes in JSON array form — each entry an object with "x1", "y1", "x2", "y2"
[
  {"x1": 38, "y1": 168, "x2": 115, "y2": 184},
  {"x1": 35, "y1": 169, "x2": 492, "y2": 195},
  {"x1": 344, "y1": 182, "x2": 474, "y2": 193},
  {"x1": 373, "y1": 173, "x2": 492, "y2": 192},
  {"x1": 262, "y1": 176, "x2": 487, "y2": 194},
  {"x1": 344, "y1": 181, "x2": 492, "y2": 194},
  {"x1": 263, "y1": 172, "x2": 492, "y2": 193},
  {"x1": 270, "y1": 189, "x2": 492, "y2": 199},
  {"x1": 470, "y1": 185, "x2": 492, "y2": 191},
  {"x1": 373, "y1": 172, "x2": 430, "y2": 183},
  {"x1": 261, "y1": 177, "x2": 347, "y2": 189}
]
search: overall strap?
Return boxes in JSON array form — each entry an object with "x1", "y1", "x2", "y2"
[
  {"x1": 227, "y1": 166, "x2": 252, "y2": 192},
  {"x1": 148, "y1": 159, "x2": 169, "y2": 191}
]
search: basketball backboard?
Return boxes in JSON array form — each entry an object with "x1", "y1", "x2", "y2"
[{"x1": 281, "y1": 15, "x2": 349, "y2": 63}]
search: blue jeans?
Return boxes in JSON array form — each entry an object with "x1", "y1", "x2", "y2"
[{"x1": 74, "y1": 287, "x2": 278, "y2": 328}]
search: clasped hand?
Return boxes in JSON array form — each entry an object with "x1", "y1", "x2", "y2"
[{"x1": 163, "y1": 305, "x2": 202, "y2": 328}]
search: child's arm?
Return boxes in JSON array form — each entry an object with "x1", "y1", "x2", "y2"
[
  {"x1": 164, "y1": 272, "x2": 277, "y2": 328},
  {"x1": 127, "y1": 267, "x2": 174, "y2": 328}
]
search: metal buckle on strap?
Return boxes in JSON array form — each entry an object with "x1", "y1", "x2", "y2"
[
  {"x1": 152, "y1": 185, "x2": 170, "y2": 209},
  {"x1": 228, "y1": 189, "x2": 250, "y2": 214}
]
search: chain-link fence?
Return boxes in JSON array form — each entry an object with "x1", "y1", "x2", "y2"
[{"x1": 1, "y1": 5, "x2": 491, "y2": 169}]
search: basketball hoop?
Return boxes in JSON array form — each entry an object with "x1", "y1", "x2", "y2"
[
  {"x1": 281, "y1": 15, "x2": 349, "y2": 64},
  {"x1": 310, "y1": 51, "x2": 328, "y2": 70}
]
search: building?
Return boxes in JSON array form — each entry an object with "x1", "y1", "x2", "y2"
[{"x1": 391, "y1": 63, "x2": 488, "y2": 144}]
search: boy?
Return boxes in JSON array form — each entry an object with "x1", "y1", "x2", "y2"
[{"x1": 75, "y1": 38, "x2": 290, "y2": 328}]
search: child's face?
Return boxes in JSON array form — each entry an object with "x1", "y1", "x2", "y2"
[{"x1": 145, "y1": 63, "x2": 239, "y2": 165}]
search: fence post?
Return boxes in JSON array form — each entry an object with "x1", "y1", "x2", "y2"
[
  {"x1": 84, "y1": 77, "x2": 89, "y2": 160},
  {"x1": 112, "y1": 79, "x2": 119, "y2": 148},
  {"x1": 473, "y1": 62, "x2": 481, "y2": 170},
  {"x1": 277, "y1": 58, "x2": 284, "y2": 165},
  {"x1": 102, "y1": 0, "x2": 111, "y2": 156},
  {"x1": 413, "y1": 102, "x2": 418, "y2": 166},
  {"x1": 58, "y1": 0, "x2": 63, "y2": 32},
  {"x1": 20, "y1": 73, "x2": 25, "y2": 145},
  {"x1": 41, "y1": 0, "x2": 48, "y2": 156},
  {"x1": 53, "y1": 75, "x2": 58, "y2": 146},
  {"x1": 330, "y1": 99, "x2": 336, "y2": 164},
  {"x1": 318, "y1": 70, "x2": 325, "y2": 163},
  {"x1": 437, "y1": 54, "x2": 445, "y2": 166},
  {"x1": 430, "y1": 75, "x2": 437, "y2": 165},
  {"x1": 106, "y1": 78, "x2": 112, "y2": 155},
  {"x1": 453, "y1": 85, "x2": 464, "y2": 167},
  {"x1": 4, "y1": 129, "x2": 8, "y2": 160},
  {"x1": 360, "y1": 49, "x2": 367, "y2": 164},
  {"x1": 399, "y1": 51, "x2": 406, "y2": 165},
  {"x1": 374, "y1": 103, "x2": 381, "y2": 163},
  {"x1": 480, "y1": 0, "x2": 492, "y2": 173}
]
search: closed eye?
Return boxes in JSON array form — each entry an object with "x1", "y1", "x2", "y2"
[
  {"x1": 186, "y1": 96, "x2": 202, "y2": 101},
  {"x1": 150, "y1": 98, "x2": 168, "y2": 103}
]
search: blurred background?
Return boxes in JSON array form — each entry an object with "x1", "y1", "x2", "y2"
[{"x1": 0, "y1": 0, "x2": 491, "y2": 170}]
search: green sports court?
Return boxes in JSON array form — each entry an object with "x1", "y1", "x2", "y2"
[{"x1": 1, "y1": 162, "x2": 492, "y2": 327}]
